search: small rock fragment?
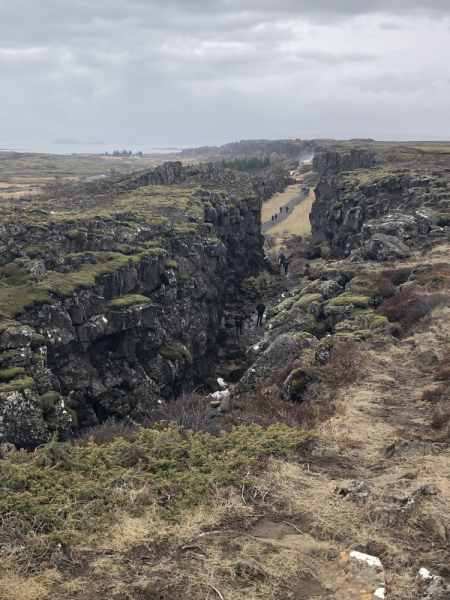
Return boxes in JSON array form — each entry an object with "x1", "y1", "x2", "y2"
[
  {"x1": 337, "y1": 479, "x2": 370, "y2": 500},
  {"x1": 234, "y1": 559, "x2": 266, "y2": 581},
  {"x1": 418, "y1": 349, "x2": 438, "y2": 366},
  {"x1": 420, "y1": 483, "x2": 441, "y2": 495}
]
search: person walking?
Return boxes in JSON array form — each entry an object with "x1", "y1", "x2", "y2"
[
  {"x1": 284, "y1": 258, "x2": 290, "y2": 274},
  {"x1": 234, "y1": 313, "x2": 245, "y2": 337},
  {"x1": 256, "y1": 302, "x2": 266, "y2": 327},
  {"x1": 271, "y1": 215, "x2": 274, "y2": 222},
  {"x1": 285, "y1": 206, "x2": 289, "y2": 213},
  {"x1": 280, "y1": 207, "x2": 283, "y2": 213},
  {"x1": 275, "y1": 212, "x2": 277, "y2": 219},
  {"x1": 278, "y1": 252, "x2": 286, "y2": 265}
]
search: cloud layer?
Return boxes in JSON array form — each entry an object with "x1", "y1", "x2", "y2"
[{"x1": 1, "y1": 0, "x2": 450, "y2": 145}]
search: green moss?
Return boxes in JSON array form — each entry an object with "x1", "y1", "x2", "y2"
[
  {"x1": 30, "y1": 333, "x2": 46, "y2": 349},
  {"x1": 332, "y1": 202, "x2": 342, "y2": 210},
  {"x1": 0, "y1": 350, "x2": 20, "y2": 362},
  {"x1": 40, "y1": 391, "x2": 60, "y2": 414},
  {"x1": 164, "y1": 259, "x2": 179, "y2": 269},
  {"x1": 177, "y1": 273, "x2": 189, "y2": 282},
  {"x1": 113, "y1": 243, "x2": 134, "y2": 255},
  {"x1": 391, "y1": 322, "x2": 403, "y2": 337},
  {"x1": 328, "y1": 293, "x2": 370, "y2": 309},
  {"x1": 0, "y1": 367, "x2": 25, "y2": 381},
  {"x1": 369, "y1": 315, "x2": 389, "y2": 330},
  {"x1": 158, "y1": 343, "x2": 191, "y2": 362},
  {"x1": 349, "y1": 207, "x2": 359, "y2": 214},
  {"x1": 66, "y1": 229, "x2": 81, "y2": 240},
  {"x1": 23, "y1": 244, "x2": 48, "y2": 259},
  {"x1": 0, "y1": 259, "x2": 36, "y2": 287},
  {"x1": 172, "y1": 222, "x2": 198, "y2": 235},
  {"x1": 208, "y1": 238, "x2": 221, "y2": 245},
  {"x1": 32, "y1": 353, "x2": 45, "y2": 364},
  {"x1": 293, "y1": 293, "x2": 323, "y2": 313},
  {"x1": 0, "y1": 376, "x2": 36, "y2": 393},
  {"x1": 64, "y1": 403, "x2": 78, "y2": 428},
  {"x1": 104, "y1": 294, "x2": 152, "y2": 311},
  {"x1": 290, "y1": 369, "x2": 314, "y2": 398}
]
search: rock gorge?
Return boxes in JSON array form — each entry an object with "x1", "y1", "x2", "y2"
[{"x1": 0, "y1": 161, "x2": 292, "y2": 447}]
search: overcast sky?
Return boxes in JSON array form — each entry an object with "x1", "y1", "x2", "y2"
[{"x1": 1, "y1": 0, "x2": 450, "y2": 146}]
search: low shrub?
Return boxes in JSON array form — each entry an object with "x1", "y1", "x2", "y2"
[
  {"x1": 376, "y1": 284, "x2": 450, "y2": 329},
  {"x1": 431, "y1": 403, "x2": 450, "y2": 429}
]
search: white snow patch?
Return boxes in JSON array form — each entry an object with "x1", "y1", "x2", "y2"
[
  {"x1": 253, "y1": 345, "x2": 260, "y2": 351},
  {"x1": 374, "y1": 588, "x2": 386, "y2": 599},
  {"x1": 217, "y1": 377, "x2": 227, "y2": 389},
  {"x1": 209, "y1": 390, "x2": 230, "y2": 401},
  {"x1": 419, "y1": 568, "x2": 436, "y2": 580},
  {"x1": 349, "y1": 551, "x2": 382, "y2": 567}
]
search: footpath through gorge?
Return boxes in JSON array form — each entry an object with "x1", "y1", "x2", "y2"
[{"x1": 4, "y1": 152, "x2": 450, "y2": 600}]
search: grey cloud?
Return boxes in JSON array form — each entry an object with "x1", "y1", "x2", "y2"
[{"x1": 1, "y1": 0, "x2": 450, "y2": 145}]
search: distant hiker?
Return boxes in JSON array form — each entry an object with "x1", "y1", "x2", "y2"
[
  {"x1": 275, "y1": 213, "x2": 277, "y2": 219},
  {"x1": 280, "y1": 207, "x2": 283, "y2": 213},
  {"x1": 234, "y1": 313, "x2": 245, "y2": 337},
  {"x1": 256, "y1": 302, "x2": 266, "y2": 327},
  {"x1": 286, "y1": 206, "x2": 289, "y2": 213},
  {"x1": 278, "y1": 252, "x2": 286, "y2": 265},
  {"x1": 271, "y1": 215, "x2": 274, "y2": 222},
  {"x1": 284, "y1": 259, "x2": 290, "y2": 274}
]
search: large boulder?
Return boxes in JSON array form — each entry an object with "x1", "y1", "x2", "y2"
[
  {"x1": 233, "y1": 332, "x2": 318, "y2": 396},
  {"x1": 358, "y1": 233, "x2": 411, "y2": 262}
]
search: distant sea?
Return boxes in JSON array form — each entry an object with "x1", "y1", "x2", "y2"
[{"x1": 0, "y1": 142, "x2": 181, "y2": 155}]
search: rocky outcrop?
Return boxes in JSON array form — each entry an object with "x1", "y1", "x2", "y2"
[
  {"x1": 0, "y1": 162, "x2": 292, "y2": 447},
  {"x1": 310, "y1": 150, "x2": 450, "y2": 260}
]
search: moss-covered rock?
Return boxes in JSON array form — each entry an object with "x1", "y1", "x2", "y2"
[
  {"x1": 104, "y1": 294, "x2": 152, "y2": 312},
  {"x1": 0, "y1": 367, "x2": 25, "y2": 381},
  {"x1": 293, "y1": 293, "x2": 324, "y2": 313},
  {"x1": 30, "y1": 333, "x2": 46, "y2": 349},
  {"x1": 0, "y1": 376, "x2": 36, "y2": 393},
  {"x1": 158, "y1": 343, "x2": 191, "y2": 362},
  {"x1": 40, "y1": 391, "x2": 60, "y2": 414},
  {"x1": 328, "y1": 293, "x2": 371, "y2": 309},
  {"x1": 164, "y1": 259, "x2": 179, "y2": 269},
  {"x1": 369, "y1": 315, "x2": 389, "y2": 330}
]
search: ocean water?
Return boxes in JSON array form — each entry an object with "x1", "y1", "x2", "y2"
[{"x1": 0, "y1": 142, "x2": 181, "y2": 155}]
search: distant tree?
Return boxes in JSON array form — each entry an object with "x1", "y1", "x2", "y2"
[{"x1": 222, "y1": 156, "x2": 270, "y2": 174}]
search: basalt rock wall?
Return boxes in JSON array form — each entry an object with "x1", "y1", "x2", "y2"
[
  {"x1": 310, "y1": 150, "x2": 450, "y2": 259},
  {"x1": 0, "y1": 163, "x2": 293, "y2": 447}
]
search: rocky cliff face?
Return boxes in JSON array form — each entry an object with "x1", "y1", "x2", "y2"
[
  {"x1": 311, "y1": 150, "x2": 450, "y2": 260},
  {"x1": 0, "y1": 162, "x2": 292, "y2": 447}
]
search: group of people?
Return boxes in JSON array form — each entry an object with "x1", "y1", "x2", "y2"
[
  {"x1": 234, "y1": 301, "x2": 266, "y2": 337},
  {"x1": 278, "y1": 251, "x2": 289, "y2": 274},
  {"x1": 300, "y1": 186, "x2": 310, "y2": 197},
  {"x1": 271, "y1": 206, "x2": 289, "y2": 222}
]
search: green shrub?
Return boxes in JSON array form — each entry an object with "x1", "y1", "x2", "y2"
[
  {"x1": 0, "y1": 423, "x2": 305, "y2": 545},
  {"x1": 66, "y1": 229, "x2": 81, "y2": 240}
]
